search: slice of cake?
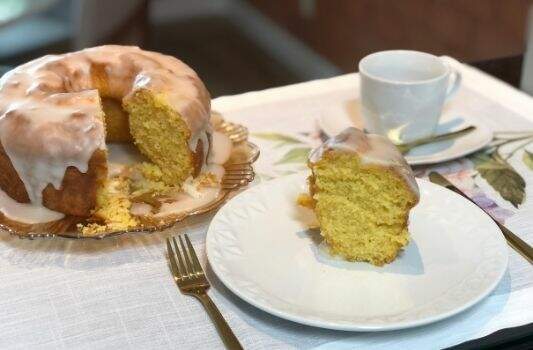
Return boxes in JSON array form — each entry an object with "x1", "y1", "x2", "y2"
[{"x1": 301, "y1": 127, "x2": 419, "y2": 266}]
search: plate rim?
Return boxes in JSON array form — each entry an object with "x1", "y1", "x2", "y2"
[
  {"x1": 405, "y1": 122, "x2": 493, "y2": 165},
  {"x1": 206, "y1": 173, "x2": 509, "y2": 331}
]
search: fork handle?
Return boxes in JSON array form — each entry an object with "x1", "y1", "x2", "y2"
[{"x1": 194, "y1": 292, "x2": 243, "y2": 350}]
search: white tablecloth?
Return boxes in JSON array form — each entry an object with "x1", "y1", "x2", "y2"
[{"x1": 1, "y1": 58, "x2": 533, "y2": 349}]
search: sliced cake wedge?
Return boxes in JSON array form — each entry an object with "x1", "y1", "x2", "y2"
[{"x1": 302, "y1": 127, "x2": 419, "y2": 266}]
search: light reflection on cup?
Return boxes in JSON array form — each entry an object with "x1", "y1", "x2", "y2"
[{"x1": 359, "y1": 50, "x2": 461, "y2": 143}]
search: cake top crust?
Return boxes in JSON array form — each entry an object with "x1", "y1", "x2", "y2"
[
  {"x1": 309, "y1": 127, "x2": 420, "y2": 198},
  {"x1": 0, "y1": 45, "x2": 211, "y2": 208}
]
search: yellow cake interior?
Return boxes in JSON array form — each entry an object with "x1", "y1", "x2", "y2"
[
  {"x1": 81, "y1": 177, "x2": 139, "y2": 235},
  {"x1": 125, "y1": 90, "x2": 194, "y2": 186},
  {"x1": 80, "y1": 89, "x2": 199, "y2": 236},
  {"x1": 308, "y1": 151, "x2": 418, "y2": 266}
]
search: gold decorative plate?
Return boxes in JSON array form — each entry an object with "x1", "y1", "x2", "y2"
[{"x1": 0, "y1": 115, "x2": 259, "y2": 239}]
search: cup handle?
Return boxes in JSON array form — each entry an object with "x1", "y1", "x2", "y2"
[{"x1": 445, "y1": 66, "x2": 462, "y2": 101}]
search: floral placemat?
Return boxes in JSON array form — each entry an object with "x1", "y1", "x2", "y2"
[
  {"x1": 251, "y1": 128, "x2": 533, "y2": 224},
  {"x1": 226, "y1": 85, "x2": 533, "y2": 232}
]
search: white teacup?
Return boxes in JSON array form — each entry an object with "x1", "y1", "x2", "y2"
[{"x1": 359, "y1": 50, "x2": 461, "y2": 143}]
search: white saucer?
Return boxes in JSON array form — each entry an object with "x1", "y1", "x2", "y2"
[
  {"x1": 318, "y1": 100, "x2": 493, "y2": 166},
  {"x1": 206, "y1": 172, "x2": 508, "y2": 331}
]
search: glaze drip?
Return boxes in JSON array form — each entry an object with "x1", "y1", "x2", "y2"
[
  {"x1": 0, "y1": 45, "x2": 211, "y2": 218},
  {"x1": 309, "y1": 127, "x2": 420, "y2": 197},
  {"x1": 0, "y1": 188, "x2": 64, "y2": 223}
]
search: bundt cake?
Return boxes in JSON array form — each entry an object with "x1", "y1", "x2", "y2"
[
  {"x1": 0, "y1": 45, "x2": 231, "y2": 235},
  {"x1": 299, "y1": 127, "x2": 419, "y2": 266}
]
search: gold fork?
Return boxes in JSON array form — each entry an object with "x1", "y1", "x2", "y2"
[
  {"x1": 222, "y1": 163, "x2": 255, "y2": 190},
  {"x1": 166, "y1": 234, "x2": 243, "y2": 350}
]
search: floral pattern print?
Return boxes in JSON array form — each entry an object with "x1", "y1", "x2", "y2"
[{"x1": 252, "y1": 122, "x2": 533, "y2": 225}]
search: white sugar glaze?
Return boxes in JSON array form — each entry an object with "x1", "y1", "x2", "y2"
[
  {"x1": 130, "y1": 202, "x2": 153, "y2": 216},
  {"x1": 208, "y1": 131, "x2": 233, "y2": 165},
  {"x1": 309, "y1": 127, "x2": 420, "y2": 197},
  {"x1": 156, "y1": 187, "x2": 221, "y2": 217},
  {"x1": 0, "y1": 45, "x2": 211, "y2": 224},
  {"x1": 0, "y1": 188, "x2": 64, "y2": 223},
  {"x1": 0, "y1": 90, "x2": 106, "y2": 204}
]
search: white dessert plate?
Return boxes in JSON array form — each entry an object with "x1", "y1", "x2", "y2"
[
  {"x1": 318, "y1": 100, "x2": 493, "y2": 166},
  {"x1": 206, "y1": 172, "x2": 508, "y2": 331}
]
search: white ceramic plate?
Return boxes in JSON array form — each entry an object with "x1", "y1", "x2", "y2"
[
  {"x1": 206, "y1": 172, "x2": 508, "y2": 331},
  {"x1": 318, "y1": 101, "x2": 493, "y2": 166}
]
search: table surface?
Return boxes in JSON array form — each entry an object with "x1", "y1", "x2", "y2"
[{"x1": 0, "y1": 57, "x2": 533, "y2": 349}]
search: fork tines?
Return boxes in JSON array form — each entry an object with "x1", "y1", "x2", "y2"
[
  {"x1": 166, "y1": 234, "x2": 209, "y2": 290},
  {"x1": 222, "y1": 164, "x2": 255, "y2": 189},
  {"x1": 166, "y1": 234, "x2": 244, "y2": 349}
]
